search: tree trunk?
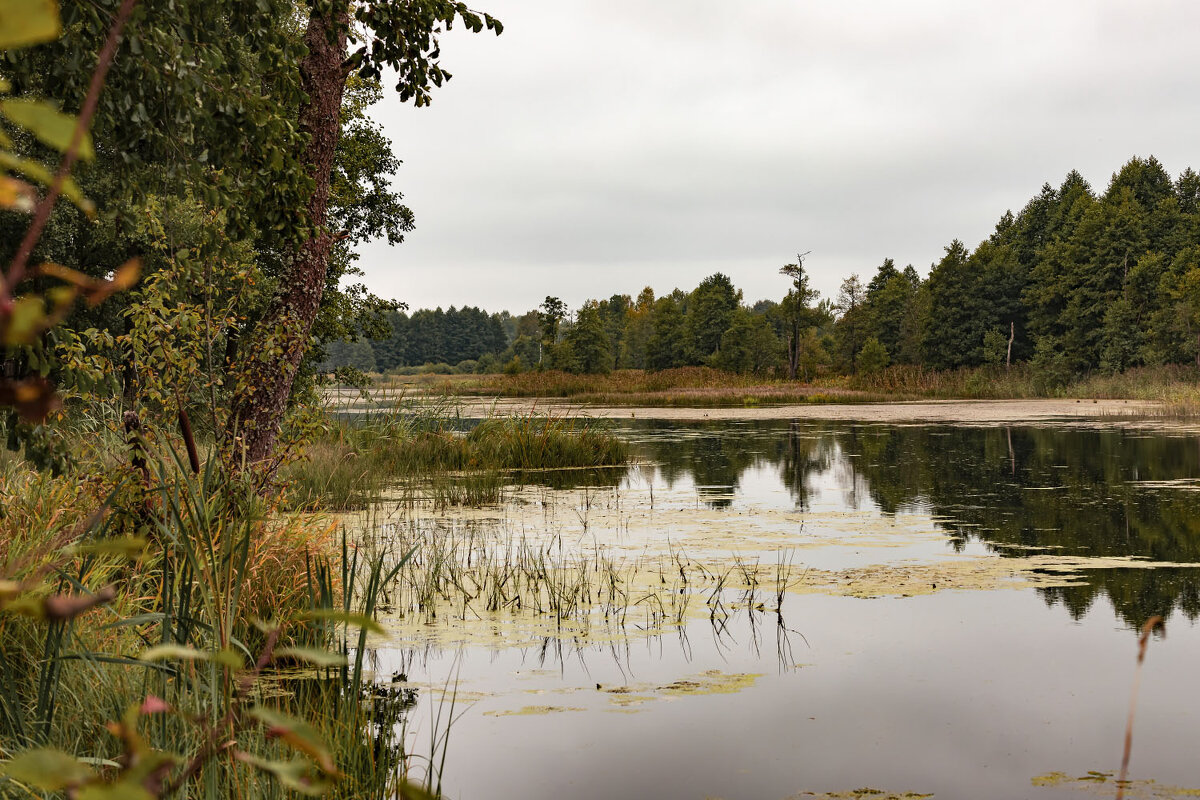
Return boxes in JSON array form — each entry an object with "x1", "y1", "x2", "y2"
[
  {"x1": 1006, "y1": 320, "x2": 1014, "y2": 372},
  {"x1": 229, "y1": 4, "x2": 349, "y2": 467}
]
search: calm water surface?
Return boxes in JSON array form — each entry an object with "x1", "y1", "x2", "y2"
[{"x1": 373, "y1": 421, "x2": 1200, "y2": 800}]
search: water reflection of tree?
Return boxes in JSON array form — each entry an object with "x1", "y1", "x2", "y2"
[
  {"x1": 634, "y1": 421, "x2": 775, "y2": 508},
  {"x1": 778, "y1": 421, "x2": 837, "y2": 510},
  {"x1": 834, "y1": 425, "x2": 1200, "y2": 629},
  {"x1": 630, "y1": 421, "x2": 1200, "y2": 630}
]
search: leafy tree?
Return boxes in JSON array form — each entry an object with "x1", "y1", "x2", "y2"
[
  {"x1": 619, "y1": 287, "x2": 654, "y2": 369},
  {"x1": 597, "y1": 293, "x2": 630, "y2": 364},
  {"x1": 228, "y1": 0, "x2": 502, "y2": 465},
  {"x1": 537, "y1": 296, "x2": 566, "y2": 359},
  {"x1": 684, "y1": 272, "x2": 740, "y2": 364},
  {"x1": 646, "y1": 293, "x2": 686, "y2": 370},
  {"x1": 714, "y1": 308, "x2": 781, "y2": 375},
  {"x1": 856, "y1": 336, "x2": 889, "y2": 375},
  {"x1": 567, "y1": 301, "x2": 612, "y2": 374}
]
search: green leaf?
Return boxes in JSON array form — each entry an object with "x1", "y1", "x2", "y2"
[
  {"x1": 1, "y1": 99, "x2": 93, "y2": 159},
  {"x1": 70, "y1": 536, "x2": 148, "y2": 558},
  {"x1": 212, "y1": 647, "x2": 245, "y2": 670},
  {"x1": 1, "y1": 747, "x2": 94, "y2": 790},
  {"x1": 234, "y1": 752, "x2": 330, "y2": 797},
  {"x1": 76, "y1": 782, "x2": 154, "y2": 800},
  {"x1": 3, "y1": 294, "x2": 44, "y2": 345},
  {"x1": 0, "y1": 0, "x2": 61, "y2": 50},
  {"x1": 298, "y1": 608, "x2": 384, "y2": 634},
  {"x1": 249, "y1": 707, "x2": 336, "y2": 774},
  {"x1": 0, "y1": 150, "x2": 93, "y2": 214},
  {"x1": 275, "y1": 647, "x2": 348, "y2": 668}
]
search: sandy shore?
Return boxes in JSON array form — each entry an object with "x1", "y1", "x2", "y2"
[{"x1": 430, "y1": 397, "x2": 1165, "y2": 423}]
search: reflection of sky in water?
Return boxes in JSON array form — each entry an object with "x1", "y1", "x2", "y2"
[
  {"x1": 375, "y1": 421, "x2": 1200, "y2": 800},
  {"x1": 381, "y1": 591, "x2": 1200, "y2": 800}
]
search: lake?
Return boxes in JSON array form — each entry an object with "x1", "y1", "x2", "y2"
[{"x1": 366, "y1": 419, "x2": 1200, "y2": 800}]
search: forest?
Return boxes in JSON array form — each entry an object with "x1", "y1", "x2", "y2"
[{"x1": 325, "y1": 155, "x2": 1200, "y2": 387}]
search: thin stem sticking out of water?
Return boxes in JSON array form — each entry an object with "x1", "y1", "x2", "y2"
[{"x1": 1116, "y1": 615, "x2": 1164, "y2": 800}]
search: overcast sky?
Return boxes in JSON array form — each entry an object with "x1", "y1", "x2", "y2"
[{"x1": 356, "y1": 0, "x2": 1200, "y2": 315}]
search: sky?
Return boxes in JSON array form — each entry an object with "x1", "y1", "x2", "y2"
[{"x1": 356, "y1": 0, "x2": 1200, "y2": 315}]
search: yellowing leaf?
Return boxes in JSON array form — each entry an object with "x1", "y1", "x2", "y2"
[
  {"x1": 87, "y1": 258, "x2": 140, "y2": 306},
  {"x1": 1, "y1": 99, "x2": 93, "y2": 159},
  {"x1": 0, "y1": 174, "x2": 34, "y2": 211},
  {"x1": 0, "y1": 0, "x2": 61, "y2": 50}
]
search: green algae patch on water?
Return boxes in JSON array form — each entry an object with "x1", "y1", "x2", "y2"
[
  {"x1": 483, "y1": 704, "x2": 586, "y2": 717},
  {"x1": 1032, "y1": 772, "x2": 1200, "y2": 798},
  {"x1": 797, "y1": 555, "x2": 1200, "y2": 599},
  {"x1": 659, "y1": 669, "x2": 762, "y2": 696}
]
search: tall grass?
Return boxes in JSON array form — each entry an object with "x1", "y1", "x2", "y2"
[
  {"x1": 282, "y1": 408, "x2": 630, "y2": 511},
  {"x1": 0, "y1": 447, "x2": 437, "y2": 798}
]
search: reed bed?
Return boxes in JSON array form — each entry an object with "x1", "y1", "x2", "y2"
[
  {"x1": 282, "y1": 408, "x2": 630, "y2": 511},
  {"x1": 368, "y1": 364, "x2": 1200, "y2": 414}
]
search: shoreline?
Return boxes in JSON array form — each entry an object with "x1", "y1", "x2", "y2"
[{"x1": 333, "y1": 394, "x2": 1174, "y2": 424}]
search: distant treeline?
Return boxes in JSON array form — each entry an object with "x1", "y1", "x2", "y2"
[{"x1": 322, "y1": 155, "x2": 1200, "y2": 383}]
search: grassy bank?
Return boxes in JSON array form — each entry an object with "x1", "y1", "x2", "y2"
[
  {"x1": 0, "y1": 447, "x2": 438, "y2": 798},
  {"x1": 281, "y1": 408, "x2": 630, "y2": 510},
  {"x1": 371, "y1": 364, "x2": 1200, "y2": 412}
]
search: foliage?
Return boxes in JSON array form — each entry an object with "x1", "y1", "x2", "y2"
[{"x1": 856, "y1": 336, "x2": 889, "y2": 375}]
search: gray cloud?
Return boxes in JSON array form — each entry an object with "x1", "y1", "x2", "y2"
[{"x1": 356, "y1": 0, "x2": 1200, "y2": 313}]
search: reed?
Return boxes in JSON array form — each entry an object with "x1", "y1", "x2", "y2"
[{"x1": 282, "y1": 408, "x2": 629, "y2": 511}]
